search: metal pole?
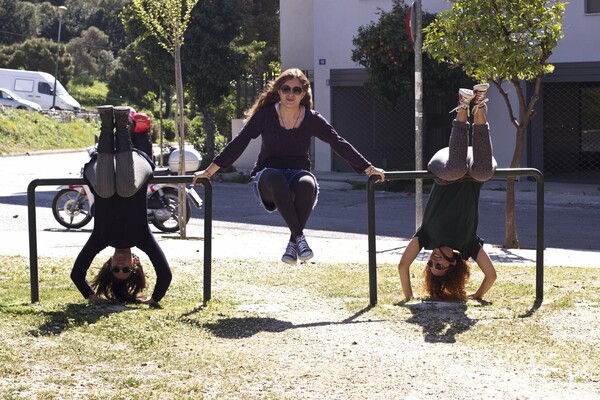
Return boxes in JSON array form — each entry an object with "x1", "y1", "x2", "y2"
[
  {"x1": 27, "y1": 176, "x2": 212, "y2": 304},
  {"x1": 414, "y1": 0, "x2": 424, "y2": 229},
  {"x1": 366, "y1": 168, "x2": 544, "y2": 306},
  {"x1": 367, "y1": 176, "x2": 377, "y2": 307},
  {"x1": 202, "y1": 178, "x2": 212, "y2": 304},
  {"x1": 536, "y1": 173, "x2": 545, "y2": 301},
  {"x1": 52, "y1": 6, "x2": 67, "y2": 110},
  {"x1": 159, "y1": 85, "x2": 164, "y2": 166},
  {"x1": 27, "y1": 180, "x2": 40, "y2": 303}
]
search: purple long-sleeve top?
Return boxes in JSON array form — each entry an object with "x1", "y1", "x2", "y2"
[{"x1": 213, "y1": 104, "x2": 372, "y2": 175}]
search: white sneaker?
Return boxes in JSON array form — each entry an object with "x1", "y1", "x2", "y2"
[
  {"x1": 449, "y1": 88, "x2": 475, "y2": 116},
  {"x1": 472, "y1": 83, "x2": 489, "y2": 115}
]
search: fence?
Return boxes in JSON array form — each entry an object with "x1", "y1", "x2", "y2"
[{"x1": 535, "y1": 81, "x2": 600, "y2": 182}]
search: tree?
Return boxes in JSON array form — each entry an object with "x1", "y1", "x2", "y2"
[
  {"x1": 131, "y1": 0, "x2": 200, "y2": 239},
  {"x1": 0, "y1": 0, "x2": 38, "y2": 45},
  {"x1": 238, "y1": 0, "x2": 280, "y2": 74},
  {"x1": 351, "y1": 1, "x2": 472, "y2": 105},
  {"x1": 66, "y1": 26, "x2": 111, "y2": 81},
  {"x1": 5, "y1": 38, "x2": 74, "y2": 84},
  {"x1": 183, "y1": 0, "x2": 249, "y2": 161},
  {"x1": 106, "y1": 44, "x2": 157, "y2": 107},
  {"x1": 423, "y1": 0, "x2": 565, "y2": 249}
]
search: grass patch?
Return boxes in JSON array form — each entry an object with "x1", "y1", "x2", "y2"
[
  {"x1": 1, "y1": 255, "x2": 599, "y2": 397},
  {"x1": 0, "y1": 109, "x2": 96, "y2": 154}
]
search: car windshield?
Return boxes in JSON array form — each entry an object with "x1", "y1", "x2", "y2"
[{"x1": 54, "y1": 81, "x2": 68, "y2": 95}]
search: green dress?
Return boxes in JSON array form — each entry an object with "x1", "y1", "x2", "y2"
[{"x1": 415, "y1": 178, "x2": 484, "y2": 261}]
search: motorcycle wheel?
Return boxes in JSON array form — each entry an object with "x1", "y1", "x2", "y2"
[
  {"x1": 151, "y1": 187, "x2": 192, "y2": 233},
  {"x1": 52, "y1": 188, "x2": 93, "y2": 229}
]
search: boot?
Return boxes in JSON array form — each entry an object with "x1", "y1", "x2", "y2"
[
  {"x1": 113, "y1": 106, "x2": 132, "y2": 153},
  {"x1": 96, "y1": 105, "x2": 114, "y2": 154}
]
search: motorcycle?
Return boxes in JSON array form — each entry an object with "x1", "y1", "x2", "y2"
[{"x1": 52, "y1": 147, "x2": 203, "y2": 233}]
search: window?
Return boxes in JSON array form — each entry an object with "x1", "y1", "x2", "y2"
[
  {"x1": 14, "y1": 78, "x2": 34, "y2": 93},
  {"x1": 38, "y1": 82, "x2": 54, "y2": 95},
  {"x1": 586, "y1": 0, "x2": 600, "y2": 14}
]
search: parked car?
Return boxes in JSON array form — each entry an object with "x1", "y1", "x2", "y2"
[{"x1": 0, "y1": 87, "x2": 42, "y2": 111}]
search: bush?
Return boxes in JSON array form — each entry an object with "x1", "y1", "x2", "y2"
[{"x1": 67, "y1": 81, "x2": 110, "y2": 110}]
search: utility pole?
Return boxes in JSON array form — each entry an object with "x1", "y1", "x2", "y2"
[{"x1": 413, "y1": 1, "x2": 424, "y2": 228}]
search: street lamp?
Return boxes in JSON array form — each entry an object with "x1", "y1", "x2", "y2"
[{"x1": 52, "y1": 5, "x2": 67, "y2": 110}]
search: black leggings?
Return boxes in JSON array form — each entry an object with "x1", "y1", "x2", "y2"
[{"x1": 257, "y1": 169, "x2": 317, "y2": 241}]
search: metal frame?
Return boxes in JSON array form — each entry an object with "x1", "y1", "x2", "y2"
[
  {"x1": 26, "y1": 176, "x2": 212, "y2": 304},
  {"x1": 367, "y1": 168, "x2": 544, "y2": 306}
]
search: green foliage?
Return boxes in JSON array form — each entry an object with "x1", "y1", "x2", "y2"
[
  {"x1": 66, "y1": 26, "x2": 114, "y2": 80},
  {"x1": 67, "y1": 80, "x2": 109, "y2": 109},
  {"x1": 0, "y1": 109, "x2": 96, "y2": 154},
  {"x1": 2, "y1": 38, "x2": 75, "y2": 85},
  {"x1": 423, "y1": 0, "x2": 565, "y2": 83},
  {"x1": 131, "y1": 0, "x2": 199, "y2": 55},
  {"x1": 0, "y1": 0, "x2": 38, "y2": 45},
  {"x1": 106, "y1": 44, "x2": 160, "y2": 108},
  {"x1": 351, "y1": 0, "x2": 473, "y2": 104},
  {"x1": 161, "y1": 118, "x2": 177, "y2": 142}
]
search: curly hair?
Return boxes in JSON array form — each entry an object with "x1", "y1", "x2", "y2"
[
  {"x1": 422, "y1": 253, "x2": 471, "y2": 301},
  {"x1": 245, "y1": 68, "x2": 314, "y2": 119},
  {"x1": 90, "y1": 254, "x2": 147, "y2": 302}
]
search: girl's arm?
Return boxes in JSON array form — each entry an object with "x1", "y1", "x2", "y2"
[
  {"x1": 469, "y1": 247, "x2": 497, "y2": 300},
  {"x1": 398, "y1": 236, "x2": 422, "y2": 301}
]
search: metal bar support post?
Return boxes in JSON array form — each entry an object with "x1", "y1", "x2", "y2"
[
  {"x1": 26, "y1": 176, "x2": 212, "y2": 304},
  {"x1": 367, "y1": 168, "x2": 544, "y2": 306}
]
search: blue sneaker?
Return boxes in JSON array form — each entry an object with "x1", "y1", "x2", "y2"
[
  {"x1": 281, "y1": 241, "x2": 297, "y2": 264},
  {"x1": 295, "y1": 234, "x2": 314, "y2": 261}
]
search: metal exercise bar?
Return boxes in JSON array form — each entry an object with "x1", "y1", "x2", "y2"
[
  {"x1": 367, "y1": 167, "x2": 544, "y2": 306},
  {"x1": 26, "y1": 176, "x2": 212, "y2": 304}
]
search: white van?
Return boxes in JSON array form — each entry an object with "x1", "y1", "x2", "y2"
[{"x1": 0, "y1": 68, "x2": 81, "y2": 111}]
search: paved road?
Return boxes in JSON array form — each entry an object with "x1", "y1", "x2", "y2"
[{"x1": 0, "y1": 151, "x2": 599, "y2": 267}]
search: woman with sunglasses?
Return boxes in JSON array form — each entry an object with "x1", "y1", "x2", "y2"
[
  {"x1": 398, "y1": 84, "x2": 497, "y2": 302},
  {"x1": 70, "y1": 105, "x2": 172, "y2": 304},
  {"x1": 193, "y1": 68, "x2": 385, "y2": 264}
]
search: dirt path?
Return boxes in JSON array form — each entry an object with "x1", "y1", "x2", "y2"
[{"x1": 204, "y1": 277, "x2": 600, "y2": 400}]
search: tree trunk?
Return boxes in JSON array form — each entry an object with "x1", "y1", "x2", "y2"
[
  {"x1": 504, "y1": 124, "x2": 527, "y2": 248},
  {"x1": 201, "y1": 104, "x2": 215, "y2": 161},
  {"x1": 174, "y1": 41, "x2": 187, "y2": 239}
]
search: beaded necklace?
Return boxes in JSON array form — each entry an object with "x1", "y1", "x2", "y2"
[{"x1": 277, "y1": 102, "x2": 302, "y2": 130}]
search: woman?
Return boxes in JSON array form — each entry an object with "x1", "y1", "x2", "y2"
[
  {"x1": 398, "y1": 83, "x2": 497, "y2": 301},
  {"x1": 70, "y1": 105, "x2": 172, "y2": 304},
  {"x1": 193, "y1": 68, "x2": 385, "y2": 264}
]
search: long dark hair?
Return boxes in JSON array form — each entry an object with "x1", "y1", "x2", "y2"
[
  {"x1": 245, "y1": 68, "x2": 314, "y2": 118},
  {"x1": 422, "y1": 252, "x2": 471, "y2": 301},
  {"x1": 90, "y1": 254, "x2": 147, "y2": 302}
]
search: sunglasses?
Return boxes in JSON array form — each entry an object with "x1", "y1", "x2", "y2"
[
  {"x1": 111, "y1": 266, "x2": 133, "y2": 274},
  {"x1": 280, "y1": 85, "x2": 304, "y2": 96},
  {"x1": 427, "y1": 260, "x2": 453, "y2": 271}
]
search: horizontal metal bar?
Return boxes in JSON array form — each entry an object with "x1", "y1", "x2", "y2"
[
  {"x1": 27, "y1": 175, "x2": 212, "y2": 304},
  {"x1": 367, "y1": 168, "x2": 544, "y2": 306}
]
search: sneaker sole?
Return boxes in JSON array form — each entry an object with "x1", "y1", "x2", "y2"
[
  {"x1": 298, "y1": 252, "x2": 314, "y2": 261},
  {"x1": 473, "y1": 83, "x2": 489, "y2": 92},
  {"x1": 281, "y1": 256, "x2": 297, "y2": 265}
]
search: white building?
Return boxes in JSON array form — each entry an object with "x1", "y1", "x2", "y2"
[{"x1": 277, "y1": 0, "x2": 600, "y2": 179}]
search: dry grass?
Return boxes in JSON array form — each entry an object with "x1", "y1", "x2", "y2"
[{"x1": 1, "y1": 255, "x2": 599, "y2": 399}]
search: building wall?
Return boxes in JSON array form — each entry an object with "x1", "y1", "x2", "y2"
[{"x1": 280, "y1": 0, "x2": 600, "y2": 171}]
